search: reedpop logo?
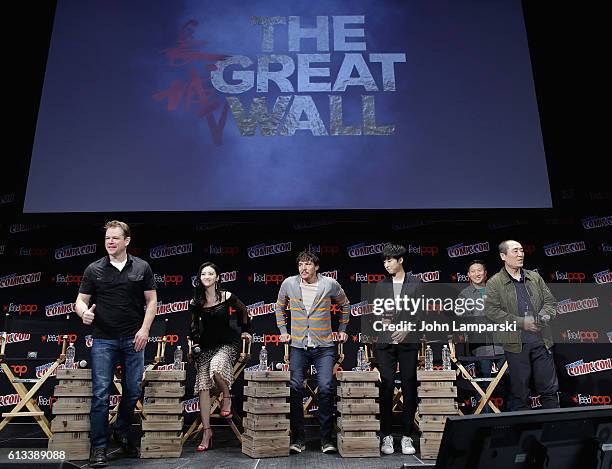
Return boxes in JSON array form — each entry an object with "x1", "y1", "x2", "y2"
[
  {"x1": 3, "y1": 303, "x2": 38, "y2": 315},
  {"x1": 248, "y1": 273, "x2": 285, "y2": 285},
  {"x1": 406, "y1": 245, "x2": 439, "y2": 256},
  {"x1": 350, "y1": 272, "x2": 385, "y2": 283},
  {"x1": 550, "y1": 271, "x2": 586, "y2": 283},
  {"x1": 154, "y1": 274, "x2": 184, "y2": 286},
  {"x1": 208, "y1": 245, "x2": 240, "y2": 256},
  {"x1": 307, "y1": 244, "x2": 340, "y2": 255}
]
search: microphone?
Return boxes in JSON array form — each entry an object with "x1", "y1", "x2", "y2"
[
  {"x1": 79, "y1": 360, "x2": 88, "y2": 368},
  {"x1": 275, "y1": 362, "x2": 283, "y2": 370}
]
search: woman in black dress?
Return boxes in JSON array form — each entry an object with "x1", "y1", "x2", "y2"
[{"x1": 189, "y1": 262, "x2": 251, "y2": 451}]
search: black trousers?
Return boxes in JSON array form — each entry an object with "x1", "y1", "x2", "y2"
[
  {"x1": 377, "y1": 344, "x2": 418, "y2": 437},
  {"x1": 505, "y1": 342, "x2": 560, "y2": 411}
]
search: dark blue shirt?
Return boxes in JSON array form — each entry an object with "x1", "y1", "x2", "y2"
[{"x1": 507, "y1": 269, "x2": 542, "y2": 344}]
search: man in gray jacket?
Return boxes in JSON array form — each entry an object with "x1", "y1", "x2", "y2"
[
  {"x1": 276, "y1": 251, "x2": 350, "y2": 454},
  {"x1": 485, "y1": 240, "x2": 559, "y2": 410}
]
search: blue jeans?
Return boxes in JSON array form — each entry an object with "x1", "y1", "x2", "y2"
[
  {"x1": 289, "y1": 346, "x2": 335, "y2": 443},
  {"x1": 90, "y1": 337, "x2": 144, "y2": 448}
]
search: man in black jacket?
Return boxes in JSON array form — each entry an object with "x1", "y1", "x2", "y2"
[{"x1": 373, "y1": 244, "x2": 421, "y2": 455}]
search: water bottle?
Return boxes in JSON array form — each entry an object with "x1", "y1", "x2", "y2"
[
  {"x1": 65, "y1": 342, "x2": 75, "y2": 369},
  {"x1": 442, "y1": 345, "x2": 451, "y2": 371},
  {"x1": 425, "y1": 345, "x2": 433, "y2": 371},
  {"x1": 173, "y1": 346, "x2": 183, "y2": 370},
  {"x1": 357, "y1": 346, "x2": 365, "y2": 371},
  {"x1": 259, "y1": 346, "x2": 268, "y2": 371}
]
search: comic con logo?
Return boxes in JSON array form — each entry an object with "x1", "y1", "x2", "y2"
[
  {"x1": 594, "y1": 270, "x2": 612, "y2": 284},
  {"x1": 155, "y1": 300, "x2": 189, "y2": 316},
  {"x1": 2, "y1": 333, "x2": 31, "y2": 344},
  {"x1": 3, "y1": 303, "x2": 38, "y2": 315},
  {"x1": 556, "y1": 298, "x2": 599, "y2": 315},
  {"x1": 414, "y1": 270, "x2": 440, "y2": 282},
  {"x1": 320, "y1": 270, "x2": 338, "y2": 280},
  {"x1": 347, "y1": 242, "x2": 389, "y2": 258},
  {"x1": 561, "y1": 330, "x2": 599, "y2": 343},
  {"x1": 350, "y1": 273, "x2": 385, "y2": 283},
  {"x1": 54, "y1": 244, "x2": 97, "y2": 260},
  {"x1": 543, "y1": 241, "x2": 586, "y2": 256},
  {"x1": 0, "y1": 272, "x2": 42, "y2": 288},
  {"x1": 572, "y1": 394, "x2": 611, "y2": 405},
  {"x1": 150, "y1": 243, "x2": 193, "y2": 259},
  {"x1": 247, "y1": 242, "x2": 292, "y2": 258},
  {"x1": 350, "y1": 301, "x2": 374, "y2": 317},
  {"x1": 550, "y1": 271, "x2": 586, "y2": 283},
  {"x1": 191, "y1": 271, "x2": 237, "y2": 287},
  {"x1": 248, "y1": 273, "x2": 285, "y2": 285},
  {"x1": 247, "y1": 301, "x2": 275, "y2": 318},
  {"x1": 208, "y1": 245, "x2": 240, "y2": 256},
  {"x1": 581, "y1": 216, "x2": 611, "y2": 230},
  {"x1": 565, "y1": 358, "x2": 612, "y2": 377},
  {"x1": 45, "y1": 301, "x2": 77, "y2": 318},
  {"x1": 154, "y1": 274, "x2": 184, "y2": 287},
  {"x1": 85, "y1": 335, "x2": 93, "y2": 348},
  {"x1": 184, "y1": 397, "x2": 200, "y2": 413},
  {"x1": 447, "y1": 242, "x2": 489, "y2": 258},
  {"x1": 0, "y1": 394, "x2": 21, "y2": 406}
]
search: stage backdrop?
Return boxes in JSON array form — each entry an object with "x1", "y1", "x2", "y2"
[
  {"x1": 1, "y1": 214, "x2": 610, "y2": 423},
  {"x1": 24, "y1": 0, "x2": 551, "y2": 212}
]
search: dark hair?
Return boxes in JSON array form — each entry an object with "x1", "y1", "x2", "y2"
[
  {"x1": 192, "y1": 262, "x2": 222, "y2": 307},
  {"x1": 296, "y1": 250, "x2": 320, "y2": 266},
  {"x1": 498, "y1": 240, "x2": 517, "y2": 254},
  {"x1": 467, "y1": 259, "x2": 487, "y2": 270},
  {"x1": 381, "y1": 243, "x2": 406, "y2": 261}
]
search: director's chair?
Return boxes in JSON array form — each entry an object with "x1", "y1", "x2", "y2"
[
  {"x1": 182, "y1": 335, "x2": 252, "y2": 444},
  {"x1": 447, "y1": 336, "x2": 508, "y2": 414},
  {"x1": 0, "y1": 314, "x2": 69, "y2": 437}
]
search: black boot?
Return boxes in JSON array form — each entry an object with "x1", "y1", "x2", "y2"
[
  {"x1": 89, "y1": 447, "x2": 107, "y2": 467},
  {"x1": 112, "y1": 431, "x2": 139, "y2": 457}
]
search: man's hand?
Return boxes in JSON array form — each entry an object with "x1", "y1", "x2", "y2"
[
  {"x1": 523, "y1": 316, "x2": 540, "y2": 332},
  {"x1": 279, "y1": 334, "x2": 291, "y2": 343},
  {"x1": 82, "y1": 304, "x2": 96, "y2": 325},
  {"x1": 337, "y1": 331, "x2": 348, "y2": 343},
  {"x1": 391, "y1": 330, "x2": 408, "y2": 344},
  {"x1": 133, "y1": 327, "x2": 149, "y2": 352}
]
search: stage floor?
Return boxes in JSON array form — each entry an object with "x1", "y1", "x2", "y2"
[{"x1": 0, "y1": 423, "x2": 435, "y2": 468}]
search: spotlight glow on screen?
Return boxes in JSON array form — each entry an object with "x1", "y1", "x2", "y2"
[{"x1": 24, "y1": 0, "x2": 551, "y2": 212}]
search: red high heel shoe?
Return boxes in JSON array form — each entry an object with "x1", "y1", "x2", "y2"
[
  {"x1": 220, "y1": 397, "x2": 233, "y2": 418},
  {"x1": 196, "y1": 427, "x2": 213, "y2": 452}
]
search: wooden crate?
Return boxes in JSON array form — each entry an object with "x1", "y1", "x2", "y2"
[
  {"x1": 48, "y1": 371, "x2": 93, "y2": 461},
  {"x1": 140, "y1": 369, "x2": 185, "y2": 458},
  {"x1": 242, "y1": 371, "x2": 290, "y2": 458},
  {"x1": 417, "y1": 368, "x2": 458, "y2": 461},
  {"x1": 336, "y1": 371, "x2": 380, "y2": 458}
]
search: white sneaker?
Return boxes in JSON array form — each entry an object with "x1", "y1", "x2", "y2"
[
  {"x1": 381, "y1": 435, "x2": 394, "y2": 455},
  {"x1": 401, "y1": 436, "x2": 416, "y2": 455}
]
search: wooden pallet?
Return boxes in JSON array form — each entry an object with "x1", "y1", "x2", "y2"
[
  {"x1": 242, "y1": 371, "x2": 290, "y2": 458},
  {"x1": 336, "y1": 371, "x2": 380, "y2": 458}
]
